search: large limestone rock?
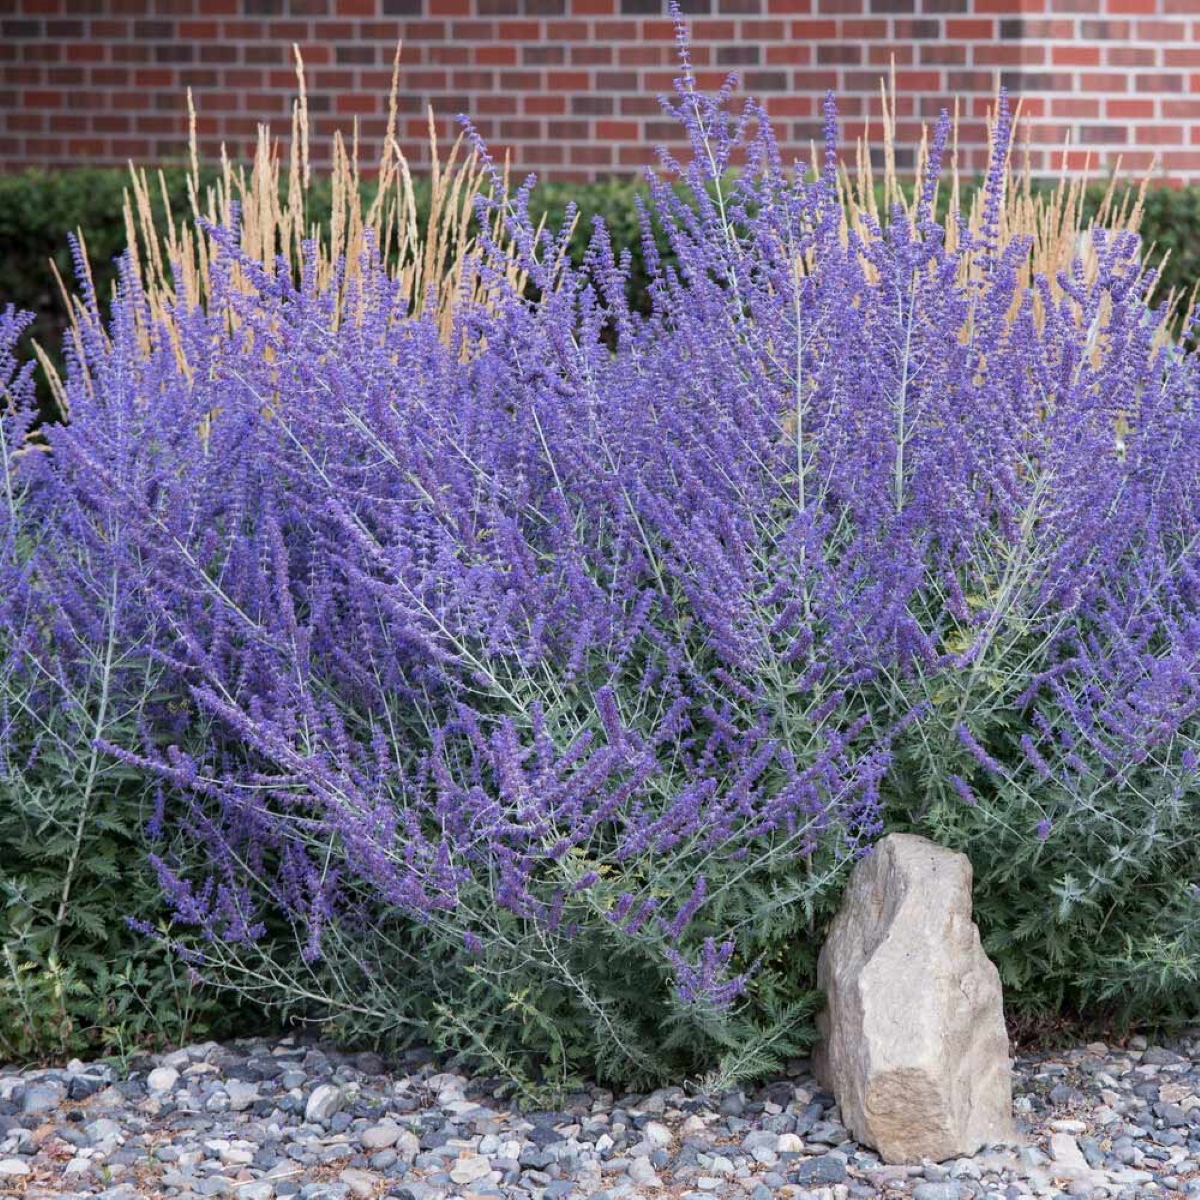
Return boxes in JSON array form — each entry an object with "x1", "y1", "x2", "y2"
[{"x1": 813, "y1": 833, "x2": 1015, "y2": 1164}]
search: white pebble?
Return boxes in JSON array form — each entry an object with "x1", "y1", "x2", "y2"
[{"x1": 147, "y1": 1067, "x2": 180, "y2": 1093}]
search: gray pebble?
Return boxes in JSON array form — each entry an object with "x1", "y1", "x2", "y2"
[
  {"x1": 21, "y1": 1082, "x2": 63, "y2": 1114},
  {"x1": 304, "y1": 1083, "x2": 345, "y2": 1124},
  {"x1": 0, "y1": 1033, "x2": 1194, "y2": 1200},
  {"x1": 792, "y1": 1152, "x2": 848, "y2": 1185},
  {"x1": 913, "y1": 1185, "x2": 963, "y2": 1200}
]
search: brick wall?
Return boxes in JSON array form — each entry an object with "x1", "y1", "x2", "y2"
[{"x1": 2, "y1": 0, "x2": 1199, "y2": 184}]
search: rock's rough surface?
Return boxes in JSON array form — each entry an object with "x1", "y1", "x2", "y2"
[
  {"x1": 146, "y1": 1065, "x2": 179, "y2": 1093},
  {"x1": 303, "y1": 1082, "x2": 345, "y2": 1124},
  {"x1": 814, "y1": 832, "x2": 1015, "y2": 1164}
]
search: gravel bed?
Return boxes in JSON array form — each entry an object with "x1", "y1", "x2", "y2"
[{"x1": 1, "y1": 1031, "x2": 1198, "y2": 1199}]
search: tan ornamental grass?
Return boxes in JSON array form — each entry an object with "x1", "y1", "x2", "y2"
[
  {"x1": 840, "y1": 71, "x2": 1196, "y2": 353},
  {"x1": 35, "y1": 51, "x2": 1181, "y2": 424},
  {"x1": 830, "y1": 73, "x2": 1184, "y2": 458},
  {"x1": 38, "y1": 45, "x2": 527, "y2": 418}
]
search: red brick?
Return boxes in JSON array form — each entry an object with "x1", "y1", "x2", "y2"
[
  {"x1": 1164, "y1": 98, "x2": 1200, "y2": 119},
  {"x1": 894, "y1": 70, "x2": 941, "y2": 90},
  {"x1": 1136, "y1": 124, "x2": 1185, "y2": 145},
  {"x1": 496, "y1": 19, "x2": 540, "y2": 38},
  {"x1": 335, "y1": 93, "x2": 379, "y2": 116},
  {"x1": 944, "y1": 18, "x2": 992, "y2": 37},
  {"x1": 1136, "y1": 19, "x2": 1187, "y2": 38},
  {"x1": 545, "y1": 19, "x2": 592, "y2": 38},
  {"x1": 463, "y1": 93, "x2": 511, "y2": 116},
  {"x1": 547, "y1": 70, "x2": 590, "y2": 90},
  {"x1": 67, "y1": 136, "x2": 106, "y2": 156},
  {"x1": 974, "y1": 0, "x2": 1044, "y2": 12},
  {"x1": 1052, "y1": 46, "x2": 1101, "y2": 67},
  {"x1": 1138, "y1": 72, "x2": 1183, "y2": 92},
  {"x1": 765, "y1": 94, "x2": 814, "y2": 115},
  {"x1": 619, "y1": 95, "x2": 659, "y2": 116},
  {"x1": 974, "y1": 44, "x2": 1046, "y2": 66},
  {"x1": 919, "y1": 45, "x2": 967, "y2": 66},
  {"x1": 595, "y1": 118, "x2": 639, "y2": 139},
  {"x1": 1108, "y1": 98, "x2": 1154, "y2": 119},
  {"x1": 178, "y1": 20, "x2": 219, "y2": 38},
  {"x1": 790, "y1": 17, "x2": 836, "y2": 36},
  {"x1": 839, "y1": 17, "x2": 888, "y2": 37},
  {"x1": 571, "y1": 46, "x2": 614, "y2": 65},
  {"x1": 1051, "y1": 97, "x2": 1102, "y2": 119},
  {"x1": 617, "y1": 144, "x2": 651, "y2": 166},
  {"x1": 108, "y1": 139, "x2": 154, "y2": 160},
  {"x1": 1160, "y1": 150, "x2": 1200, "y2": 170},
  {"x1": 1019, "y1": 18, "x2": 1075, "y2": 36},
  {"x1": 1079, "y1": 72, "x2": 1131, "y2": 92},
  {"x1": 742, "y1": 18, "x2": 787, "y2": 37},
  {"x1": 65, "y1": 42, "x2": 106, "y2": 63},
  {"x1": 475, "y1": 44, "x2": 518, "y2": 66},
  {"x1": 618, "y1": 44, "x2": 666, "y2": 65},
  {"x1": 23, "y1": 88, "x2": 63, "y2": 108},
  {"x1": 641, "y1": 18, "x2": 677, "y2": 38},
  {"x1": 1106, "y1": 46, "x2": 1157, "y2": 68},
  {"x1": 592, "y1": 19, "x2": 638, "y2": 37},
  {"x1": 790, "y1": 68, "x2": 840, "y2": 90},
  {"x1": 449, "y1": 19, "x2": 490, "y2": 36},
  {"x1": 868, "y1": 44, "x2": 911, "y2": 65}
]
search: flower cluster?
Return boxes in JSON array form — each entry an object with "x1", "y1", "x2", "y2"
[{"x1": 4, "y1": 37, "x2": 1200, "y2": 1083}]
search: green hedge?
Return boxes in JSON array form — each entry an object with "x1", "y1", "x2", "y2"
[{"x1": 3, "y1": 167, "x2": 1199, "y2": 421}]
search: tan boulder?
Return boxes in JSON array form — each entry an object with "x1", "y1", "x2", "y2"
[{"x1": 813, "y1": 833, "x2": 1015, "y2": 1164}]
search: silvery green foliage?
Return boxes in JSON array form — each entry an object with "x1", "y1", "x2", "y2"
[{"x1": 4, "y1": 50, "x2": 1199, "y2": 1082}]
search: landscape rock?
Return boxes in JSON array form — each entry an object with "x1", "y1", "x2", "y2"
[
  {"x1": 359, "y1": 1120, "x2": 402, "y2": 1150},
  {"x1": 147, "y1": 1066, "x2": 180, "y2": 1093},
  {"x1": 339, "y1": 1166, "x2": 379, "y2": 1197},
  {"x1": 225, "y1": 1079, "x2": 259, "y2": 1111},
  {"x1": 814, "y1": 832, "x2": 1016, "y2": 1163},
  {"x1": 627, "y1": 1155, "x2": 662, "y2": 1187},
  {"x1": 21, "y1": 1080, "x2": 63, "y2": 1114},
  {"x1": 911, "y1": 1185, "x2": 961, "y2": 1200},
  {"x1": 304, "y1": 1084, "x2": 344, "y2": 1124},
  {"x1": 793, "y1": 1152, "x2": 848, "y2": 1184}
]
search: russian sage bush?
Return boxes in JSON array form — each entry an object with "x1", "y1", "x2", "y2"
[{"x1": 6, "y1": 49, "x2": 1200, "y2": 1083}]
